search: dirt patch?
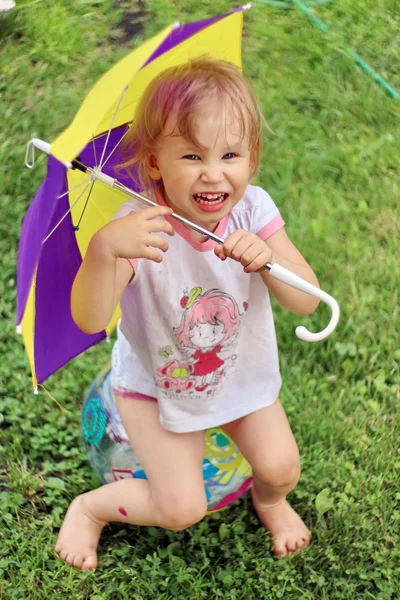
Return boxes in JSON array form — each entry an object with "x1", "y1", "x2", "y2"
[{"x1": 111, "y1": 0, "x2": 148, "y2": 45}]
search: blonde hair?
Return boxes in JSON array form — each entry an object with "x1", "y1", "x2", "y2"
[{"x1": 119, "y1": 57, "x2": 264, "y2": 193}]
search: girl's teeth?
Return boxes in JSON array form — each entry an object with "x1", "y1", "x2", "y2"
[{"x1": 194, "y1": 193, "x2": 226, "y2": 205}]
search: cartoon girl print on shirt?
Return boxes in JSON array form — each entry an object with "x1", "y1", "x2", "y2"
[{"x1": 156, "y1": 287, "x2": 247, "y2": 396}]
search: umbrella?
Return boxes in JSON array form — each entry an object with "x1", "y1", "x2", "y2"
[{"x1": 17, "y1": 5, "x2": 339, "y2": 392}]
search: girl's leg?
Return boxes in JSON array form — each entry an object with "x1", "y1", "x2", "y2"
[
  {"x1": 56, "y1": 397, "x2": 206, "y2": 571},
  {"x1": 221, "y1": 400, "x2": 311, "y2": 557}
]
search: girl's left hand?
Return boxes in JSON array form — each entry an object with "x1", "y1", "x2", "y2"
[{"x1": 214, "y1": 229, "x2": 273, "y2": 273}]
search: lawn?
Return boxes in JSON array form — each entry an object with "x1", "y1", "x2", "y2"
[{"x1": 0, "y1": 0, "x2": 399, "y2": 598}]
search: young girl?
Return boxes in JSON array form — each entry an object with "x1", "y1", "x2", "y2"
[{"x1": 56, "y1": 58, "x2": 320, "y2": 571}]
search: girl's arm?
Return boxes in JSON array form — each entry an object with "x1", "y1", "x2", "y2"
[
  {"x1": 71, "y1": 205, "x2": 175, "y2": 334},
  {"x1": 71, "y1": 238, "x2": 133, "y2": 334}
]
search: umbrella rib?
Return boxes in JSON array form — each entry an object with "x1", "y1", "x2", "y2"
[
  {"x1": 98, "y1": 85, "x2": 129, "y2": 170},
  {"x1": 74, "y1": 181, "x2": 95, "y2": 230},
  {"x1": 56, "y1": 176, "x2": 92, "y2": 201},
  {"x1": 91, "y1": 134, "x2": 98, "y2": 168},
  {"x1": 101, "y1": 125, "x2": 130, "y2": 170},
  {"x1": 42, "y1": 182, "x2": 91, "y2": 244}
]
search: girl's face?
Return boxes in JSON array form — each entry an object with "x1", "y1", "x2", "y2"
[
  {"x1": 189, "y1": 321, "x2": 225, "y2": 349},
  {"x1": 147, "y1": 96, "x2": 252, "y2": 232}
]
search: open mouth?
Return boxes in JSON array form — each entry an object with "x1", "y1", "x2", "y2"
[
  {"x1": 192, "y1": 192, "x2": 229, "y2": 212},
  {"x1": 193, "y1": 192, "x2": 228, "y2": 205}
]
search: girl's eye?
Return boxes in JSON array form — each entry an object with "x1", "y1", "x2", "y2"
[
  {"x1": 223, "y1": 153, "x2": 237, "y2": 160},
  {"x1": 184, "y1": 154, "x2": 201, "y2": 161}
]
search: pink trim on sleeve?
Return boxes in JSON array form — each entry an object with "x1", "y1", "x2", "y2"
[
  {"x1": 128, "y1": 258, "x2": 139, "y2": 272},
  {"x1": 256, "y1": 214, "x2": 285, "y2": 240}
]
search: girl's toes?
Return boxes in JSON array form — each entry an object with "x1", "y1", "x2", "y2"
[
  {"x1": 72, "y1": 554, "x2": 84, "y2": 569},
  {"x1": 286, "y1": 538, "x2": 297, "y2": 553},
  {"x1": 81, "y1": 554, "x2": 97, "y2": 571},
  {"x1": 300, "y1": 536, "x2": 310, "y2": 548},
  {"x1": 62, "y1": 552, "x2": 71, "y2": 565},
  {"x1": 273, "y1": 539, "x2": 288, "y2": 557},
  {"x1": 66, "y1": 553, "x2": 76, "y2": 567},
  {"x1": 59, "y1": 549, "x2": 68, "y2": 562}
]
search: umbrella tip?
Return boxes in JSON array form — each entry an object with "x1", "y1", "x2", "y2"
[
  {"x1": 242, "y1": 3, "x2": 252, "y2": 10},
  {"x1": 16, "y1": 324, "x2": 22, "y2": 335},
  {"x1": 172, "y1": 21, "x2": 180, "y2": 29}
]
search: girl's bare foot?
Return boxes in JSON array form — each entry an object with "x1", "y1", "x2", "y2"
[
  {"x1": 252, "y1": 495, "x2": 311, "y2": 557},
  {"x1": 55, "y1": 494, "x2": 106, "y2": 571}
]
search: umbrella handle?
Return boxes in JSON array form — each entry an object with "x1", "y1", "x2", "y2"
[{"x1": 268, "y1": 264, "x2": 340, "y2": 342}]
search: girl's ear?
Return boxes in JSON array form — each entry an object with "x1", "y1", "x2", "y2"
[{"x1": 146, "y1": 154, "x2": 162, "y2": 180}]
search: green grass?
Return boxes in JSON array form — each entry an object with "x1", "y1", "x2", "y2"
[{"x1": 1, "y1": 0, "x2": 399, "y2": 598}]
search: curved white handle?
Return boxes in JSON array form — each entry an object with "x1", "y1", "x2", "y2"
[
  {"x1": 269, "y1": 264, "x2": 340, "y2": 342},
  {"x1": 25, "y1": 138, "x2": 73, "y2": 169}
]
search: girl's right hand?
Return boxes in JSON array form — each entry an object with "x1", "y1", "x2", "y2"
[{"x1": 95, "y1": 205, "x2": 175, "y2": 263}]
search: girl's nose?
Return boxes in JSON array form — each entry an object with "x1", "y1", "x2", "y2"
[{"x1": 200, "y1": 163, "x2": 224, "y2": 184}]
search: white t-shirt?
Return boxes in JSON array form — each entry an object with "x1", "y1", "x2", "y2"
[{"x1": 111, "y1": 184, "x2": 284, "y2": 433}]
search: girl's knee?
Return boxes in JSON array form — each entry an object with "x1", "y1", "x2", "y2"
[
  {"x1": 155, "y1": 493, "x2": 207, "y2": 531},
  {"x1": 255, "y1": 452, "x2": 301, "y2": 489}
]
